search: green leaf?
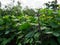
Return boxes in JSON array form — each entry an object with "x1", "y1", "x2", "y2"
[
  {"x1": 56, "y1": 17, "x2": 60, "y2": 21},
  {"x1": 0, "y1": 19, "x2": 4, "y2": 25},
  {"x1": 50, "y1": 39, "x2": 58, "y2": 45},
  {"x1": 30, "y1": 38, "x2": 33, "y2": 43},
  {"x1": 57, "y1": 36, "x2": 60, "y2": 44},
  {"x1": 5, "y1": 31, "x2": 10, "y2": 34},
  {"x1": 1, "y1": 38, "x2": 12, "y2": 45},
  {"x1": 18, "y1": 22, "x2": 30, "y2": 30},
  {"x1": 50, "y1": 22, "x2": 58, "y2": 28},
  {"x1": 18, "y1": 43, "x2": 22, "y2": 45},
  {"x1": 52, "y1": 32, "x2": 60, "y2": 37},
  {"x1": 25, "y1": 31, "x2": 34, "y2": 38}
]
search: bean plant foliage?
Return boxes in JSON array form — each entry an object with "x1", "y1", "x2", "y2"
[{"x1": 0, "y1": 0, "x2": 60, "y2": 45}]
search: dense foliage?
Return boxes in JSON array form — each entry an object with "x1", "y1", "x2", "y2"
[{"x1": 0, "y1": 0, "x2": 60, "y2": 45}]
